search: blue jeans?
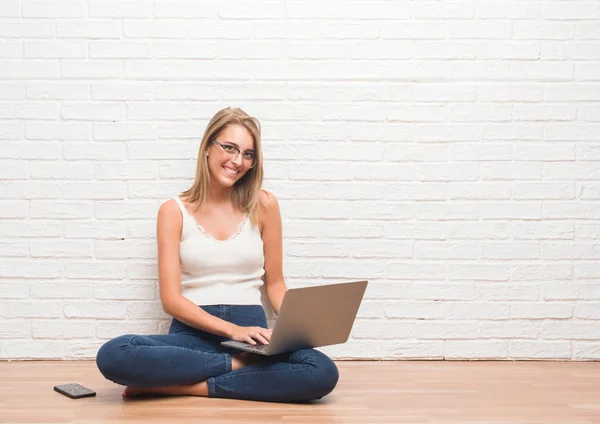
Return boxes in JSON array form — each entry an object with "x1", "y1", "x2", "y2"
[{"x1": 96, "y1": 305, "x2": 339, "y2": 403}]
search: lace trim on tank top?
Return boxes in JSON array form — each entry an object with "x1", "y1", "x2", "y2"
[{"x1": 175, "y1": 197, "x2": 249, "y2": 243}]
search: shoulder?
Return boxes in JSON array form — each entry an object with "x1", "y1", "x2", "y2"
[
  {"x1": 259, "y1": 189, "x2": 279, "y2": 210},
  {"x1": 258, "y1": 190, "x2": 281, "y2": 233},
  {"x1": 157, "y1": 198, "x2": 184, "y2": 225}
]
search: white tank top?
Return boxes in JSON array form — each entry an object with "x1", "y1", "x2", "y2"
[{"x1": 172, "y1": 197, "x2": 265, "y2": 306}]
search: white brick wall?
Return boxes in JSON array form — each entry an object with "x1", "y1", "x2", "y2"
[{"x1": 1, "y1": 0, "x2": 599, "y2": 361}]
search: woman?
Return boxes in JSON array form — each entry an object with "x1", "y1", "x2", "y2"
[{"x1": 96, "y1": 107, "x2": 339, "y2": 403}]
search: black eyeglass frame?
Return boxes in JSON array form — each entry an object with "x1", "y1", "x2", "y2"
[{"x1": 210, "y1": 139, "x2": 257, "y2": 169}]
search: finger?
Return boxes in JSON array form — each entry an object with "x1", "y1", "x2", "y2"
[
  {"x1": 245, "y1": 336, "x2": 256, "y2": 345},
  {"x1": 252, "y1": 332, "x2": 269, "y2": 345}
]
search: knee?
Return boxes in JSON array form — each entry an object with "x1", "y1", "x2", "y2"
[
  {"x1": 96, "y1": 334, "x2": 136, "y2": 380},
  {"x1": 310, "y1": 350, "x2": 339, "y2": 400}
]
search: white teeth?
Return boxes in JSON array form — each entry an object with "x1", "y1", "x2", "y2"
[{"x1": 223, "y1": 167, "x2": 239, "y2": 175}]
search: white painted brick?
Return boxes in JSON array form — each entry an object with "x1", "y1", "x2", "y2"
[
  {"x1": 576, "y1": 223, "x2": 600, "y2": 239},
  {"x1": 513, "y1": 183, "x2": 575, "y2": 200},
  {"x1": 413, "y1": 283, "x2": 476, "y2": 301},
  {"x1": 1, "y1": 300, "x2": 63, "y2": 318},
  {"x1": 96, "y1": 320, "x2": 158, "y2": 339},
  {"x1": 1, "y1": 1, "x2": 599, "y2": 361},
  {"x1": 0, "y1": 221, "x2": 62, "y2": 238},
  {"x1": 95, "y1": 162, "x2": 157, "y2": 180},
  {"x1": 573, "y1": 342, "x2": 600, "y2": 359},
  {"x1": 384, "y1": 222, "x2": 445, "y2": 240},
  {"x1": 0, "y1": 182, "x2": 61, "y2": 199},
  {"x1": 1, "y1": 340, "x2": 66, "y2": 359},
  {"x1": 543, "y1": 2, "x2": 600, "y2": 20},
  {"x1": 0, "y1": 240, "x2": 28, "y2": 257},
  {"x1": 543, "y1": 202, "x2": 600, "y2": 220},
  {"x1": 0, "y1": 0, "x2": 19, "y2": 17},
  {"x1": 0, "y1": 280, "x2": 29, "y2": 299},
  {"x1": 479, "y1": 202, "x2": 542, "y2": 220},
  {"x1": 541, "y1": 321, "x2": 600, "y2": 340},
  {"x1": 95, "y1": 201, "x2": 158, "y2": 219},
  {"x1": 446, "y1": 341, "x2": 508, "y2": 359},
  {"x1": 0, "y1": 162, "x2": 28, "y2": 180},
  {"x1": 64, "y1": 301, "x2": 127, "y2": 318},
  {"x1": 381, "y1": 22, "x2": 445, "y2": 40},
  {"x1": 28, "y1": 82, "x2": 89, "y2": 100},
  {"x1": 448, "y1": 302, "x2": 510, "y2": 320},
  {"x1": 65, "y1": 261, "x2": 126, "y2": 279},
  {"x1": 30, "y1": 282, "x2": 91, "y2": 299},
  {"x1": 542, "y1": 282, "x2": 600, "y2": 300},
  {"x1": 127, "y1": 301, "x2": 170, "y2": 319},
  {"x1": 414, "y1": 1, "x2": 475, "y2": 19},
  {"x1": 281, "y1": 200, "x2": 350, "y2": 219},
  {"x1": 61, "y1": 102, "x2": 125, "y2": 121},
  {"x1": 0, "y1": 82, "x2": 25, "y2": 100},
  {"x1": 482, "y1": 123, "x2": 543, "y2": 140},
  {"x1": 384, "y1": 183, "x2": 446, "y2": 201},
  {"x1": 576, "y1": 262, "x2": 600, "y2": 279},
  {"x1": 57, "y1": 20, "x2": 121, "y2": 39},
  {"x1": 0, "y1": 41, "x2": 23, "y2": 59},
  {"x1": 351, "y1": 202, "x2": 413, "y2": 221},
  {"x1": 511, "y1": 302, "x2": 572, "y2": 319},
  {"x1": 449, "y1": 222, "x2": 509, "y2": 240},
  {"x1": 384, "y1": 301, "x2": 446, "y2": 319},
  {"x1": 354, "y1": 164, "x2": 413, "y2": 182},
  {"x1": 287, "y1": 241, "x2": 351, "y2": 258},
  {"x1": 417, "y1": 321, "x2": 478, "y2": 339},
  {"x1": 93, "y1": 282, "x2": 155, "y2": 300},
  {"x1": 0, "y1": 22, "x2": 54, "y2": 38},
  {"x1": 509, "y1": 341, "x2": 571, "y2": 359},
  {"x1": 61, "y1": 59, "x2": 122, "y2": 79},
  {"x1": 477, "y1": 2, "x2": 540, "y2": 19},
  {"x1": 30, "y1": 240, "x2": 92, "y2": 258},
  {"x1": 32, "y1": 320, "x2": 95, "y2": 339},
  {"x1": 478, "y1": 321, "x2": 539, "y2": 339},
  {"x1": 159, "y1": 161, "x2": 196, "y2": 179},
  {"x1": 513, "y1": 22, "x2": 574, "y2": 40},
  {"x1": 25, "y1": 41, "x2": 86, "y2": 59},
  {"x1": 448, "y1": 264, "x2": 510, "y2": 281},
  {"x1": 417, "y1": 163, "x2": 478, "y2": 182},
  {"x1": 22, "y1": 0, "x2": 85, "y2": 17},
  {"x1": 477, "y1": 283, "x2": 540, "y2": 301},
  {"x1": 449, "y1": 183, "x2": 511, "y2": 200},
  {"x1": 384, "y1": 341, "x2": 445, "y2": 359},
  {"x1": 416, "y1": 241, "x2": 479, "y2": 260},
  {"x1": 95, "y1": 240, "x2": 156, "y2": 259},
  {"x1": 0, "y1": 320, "x2": 31, "y2": 338},
  {"x1": 351, "y1": 240, "x2": 413, "y2": 259},
  {"x1": 386, "y1": 262, "x2": 446, "y2": 280},
  {"x1": 512, "y1": 264, "x2": 572, "y2": 281},
  {"x1": 353, "y1": 320, "x2": 413, "y2": 340}
]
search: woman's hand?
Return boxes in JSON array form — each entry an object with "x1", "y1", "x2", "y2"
[{"x1": 229, "y1": 325, "x2": 272, "y2": 345}]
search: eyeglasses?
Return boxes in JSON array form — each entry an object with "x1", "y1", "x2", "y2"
[{"x1": 211, "y1": 139, "x2": 257, "y2": 169}]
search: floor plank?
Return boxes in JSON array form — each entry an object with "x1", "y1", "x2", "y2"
[{"x1": 0, "y1": 361, "x2": 599, "y2": 424}]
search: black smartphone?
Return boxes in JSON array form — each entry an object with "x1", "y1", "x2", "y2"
[{"x1": 54, "y1": 383, "x2": 96, "y2": 399}]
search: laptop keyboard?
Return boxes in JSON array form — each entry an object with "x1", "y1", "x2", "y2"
[{"x1": 246, "y1": 344, "x2": 269, "y2": 353}]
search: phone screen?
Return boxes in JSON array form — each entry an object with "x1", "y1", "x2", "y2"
[{"x1": 54, "y1": 383, "x2": 96, "y2": 399}]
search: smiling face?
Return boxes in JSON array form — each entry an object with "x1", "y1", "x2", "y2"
[{"x1": 206, "y1": 124, "x2": 256, "y2": 188}]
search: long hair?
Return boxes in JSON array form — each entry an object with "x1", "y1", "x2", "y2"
[{"x1": 179, "y1": 107, "x2": 264, "y2": 226}]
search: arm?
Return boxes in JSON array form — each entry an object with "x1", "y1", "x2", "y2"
[
  {"x1": 260, "y1": 190, "x2": 288, "y2": 315},
  {"x1": 157, "y1": 199, "x2": 236, "y2": 338}
]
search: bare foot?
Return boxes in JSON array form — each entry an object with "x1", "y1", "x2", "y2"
[
  {"x1": 231, "y1": 352, "x2": 263, "y2": 371},
  {"x1": 122, "y1": 381, "x2": 209, "y2": 399}
]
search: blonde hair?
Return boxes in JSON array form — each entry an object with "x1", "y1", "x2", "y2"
[{"x1": 180, "y1": 107, "x2": 264, "y2": 226}]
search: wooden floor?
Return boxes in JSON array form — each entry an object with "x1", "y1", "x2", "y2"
[{"x1": 0, "y1": 361, "x2": 599, "y2": 424}]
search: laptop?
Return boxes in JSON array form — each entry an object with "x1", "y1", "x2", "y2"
[{"x1": 220, "y1": 280, "x2": 368, "y2": 356}]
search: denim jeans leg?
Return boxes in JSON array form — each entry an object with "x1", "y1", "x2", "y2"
[{"x1": 96, "y1": 332, "x2": 233, "y2": 388}]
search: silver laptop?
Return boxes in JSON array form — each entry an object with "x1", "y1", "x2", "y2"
[{"x1": 221, "y1": 280, "x2": 368, "y2": 356}]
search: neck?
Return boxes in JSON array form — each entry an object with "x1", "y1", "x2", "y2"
[{"x1": 206, "y1": 181, "x2": 234, "y2": 206}]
